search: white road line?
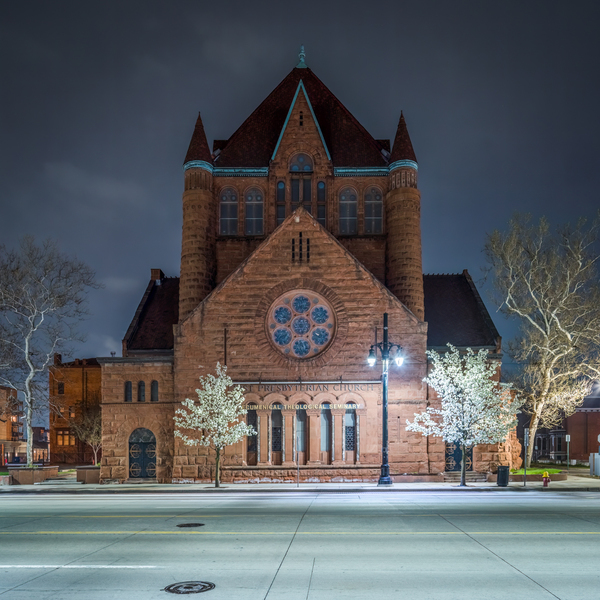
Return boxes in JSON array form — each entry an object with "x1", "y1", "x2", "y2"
[{"x1": 0, "y1": 565, "x2": 160, "y2": 569}]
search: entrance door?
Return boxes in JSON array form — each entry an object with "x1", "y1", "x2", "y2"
[
  {"x1": 445, "y1": 442, "x2": 473, "y2": 472},
  {"x1": 129, "y1": 428, "x2": 157, "y2": 479}
]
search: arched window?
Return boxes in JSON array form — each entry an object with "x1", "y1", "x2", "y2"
[
  {"x1": 150, "y1": 380, "x2": 158, "y2": 402},
  {"x1": 276, "y1": 181, "x2": 286, "y2": 225},
  {"x1": 364, "y1": 187, "x2": 383, "y2": 234},
  {"x1": 290, "y1": 154, "x2": 313, "y2": 214},
  {"x1": 271, "y1": 406, "x2": 282, "y2": 452},
  {"x1": 339, "y1": 188, "x2": 358, "y2": 234},
  {"x1": 137, "y1": 381, "x2": 145, "y2": 402},
  {"x1": 320, "y1": 403, "x2": 332, "y2": 452},
  {"x1": 245, "y1": 188, "x2": 264, "y2": 235},
  {"x1": 124, "y1": 381, "x2": 132, "y2": 403},
  {"x1": 219, "y1": 188, "x2": 238, "y2": 235},
  {"x1": 345, "y1": 406, "x2": 356, "y2": 451},
  {"x1": 247, "y1": 405, "x2": 258, "y2": 453},
  {"x1": 289, "y1": 153, "x2": 313, "y2": 172},
  {"x1": 317, "y1": 181, "x2": 326, "y2": 226},
  {"x1": 296, "y1": 408, "x2": 306, "y2": 454}
]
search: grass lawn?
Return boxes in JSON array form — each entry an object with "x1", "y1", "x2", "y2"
[{"x1": 511, "y1": 468, "x2": 562, "y2": 475}]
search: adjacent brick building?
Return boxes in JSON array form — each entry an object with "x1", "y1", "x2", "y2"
[
  {"x1": 49, "y1": 355, "x2": 102, "y2": 465},
  {"x1": 98, "y1": 50, "x2": 520, "y2": 483},
  {"x1": 0, "y1": 385, "x2": 25, "y2": 465}
]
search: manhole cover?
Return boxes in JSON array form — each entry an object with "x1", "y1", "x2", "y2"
[
  {"x1": 163, "y1": 581, "x2": 215, "y2": 594},
  {"x1": 176, "y1": 523, "x2": 205, "y2": 528}
]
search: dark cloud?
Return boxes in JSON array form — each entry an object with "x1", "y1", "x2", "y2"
[{"x1": 1, "y1": 1, "x2": 599, "y2": 360}]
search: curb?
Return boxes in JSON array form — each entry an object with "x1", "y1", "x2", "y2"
[{"x1": 2, "y1": 485, "x2": 600, "y2": 495}]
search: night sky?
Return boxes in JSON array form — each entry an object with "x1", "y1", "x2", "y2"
[{"x1": 2, "y1": 1, "x2": 599, "y2": 361}]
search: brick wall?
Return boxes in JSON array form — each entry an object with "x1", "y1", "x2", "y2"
[{"x1": 49, "y1": 360, "x2": 101, "y2": 465}]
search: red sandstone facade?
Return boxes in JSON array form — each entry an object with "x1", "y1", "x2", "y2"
[{"x1": 98, "y1": 53, "x2": 520, "y2": 483}]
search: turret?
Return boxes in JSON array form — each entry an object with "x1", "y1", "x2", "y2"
[
  {"x1": 385, "y1": 112, "x2": 424, "y2": 320},
  {"x1": 179, "y1": 113, "x2": 216, "y2": 321}
]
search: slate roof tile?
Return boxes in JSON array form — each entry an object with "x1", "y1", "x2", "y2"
[{"x1": 214, "y1": 67, "x2": 388, "y2": 168}]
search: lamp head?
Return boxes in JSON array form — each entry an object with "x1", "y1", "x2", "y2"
[
  {"x1": 367, "y1": 347, "x2": 377, "y2": 367},
  {"x1": 394, "y1": 354, "x2": 404, "y2": 367}
]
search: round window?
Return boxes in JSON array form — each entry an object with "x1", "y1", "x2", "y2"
[{"x1": 267, "y1": 290, "x2": 336, "y2": 359}]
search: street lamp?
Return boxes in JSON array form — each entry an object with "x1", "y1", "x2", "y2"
[{"x1": 367, "y1": 312, "x2": 403, "y2": 486}]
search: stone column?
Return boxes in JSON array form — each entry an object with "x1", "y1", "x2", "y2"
[
  {"x1": 306, "y1": 407, "x2": 321, "y2": 465},
  {"x1": 356, "y1": 408, "x2": 367, "y2": 464},
  {"x1": 332, "y1": 408, "x2": 345, "y2": 466},
  {"x1": 282, "y1": 408, "x2": 296, "y2": 466},
  {"x1": 257, "y1": 410, "x2": 271, "y2": 465}
]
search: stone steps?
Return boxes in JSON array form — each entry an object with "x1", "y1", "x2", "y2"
[{"x1": 35, "y1": 478, "x2": 83, "y2": 486}]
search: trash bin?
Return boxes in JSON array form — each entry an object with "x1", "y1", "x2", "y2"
[{"x1": 497, "y1": 465, "x2": 510, "y2": 487}]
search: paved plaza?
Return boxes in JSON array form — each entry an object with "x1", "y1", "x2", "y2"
[{"x1": 1, "y1": 489, "x2": 600, "y2": 599}]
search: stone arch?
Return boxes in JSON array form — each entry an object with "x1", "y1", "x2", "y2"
[
  {"x1": 264, "y1": 393, "x2": 286, "y2": 407},
  {"x1": 314, "y1": 392, "x2": 336, "y2": 407}
]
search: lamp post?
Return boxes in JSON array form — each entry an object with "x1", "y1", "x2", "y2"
[{"x1": 367, "y1": 312, "x2": 403, "y2": 486}]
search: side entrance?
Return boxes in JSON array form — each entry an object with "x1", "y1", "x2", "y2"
[
  {"x1": 445, "y1": 442, "x2": 473, "y2": 472},
  {"x1": 129, "y1": 428, "x2": 157, "y2": 479}
]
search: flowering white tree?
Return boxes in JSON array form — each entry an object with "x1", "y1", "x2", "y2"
[
  {"x1": 406, "y1": 345, "x2": 519, "y2": 486},
  {"x1": 174, "y1": 363, "x2": 256, "y2": 487}
]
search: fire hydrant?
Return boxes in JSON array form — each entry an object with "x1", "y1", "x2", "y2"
[{"x1": 542, "y1": 471, "x2": 550, "y2": 487}]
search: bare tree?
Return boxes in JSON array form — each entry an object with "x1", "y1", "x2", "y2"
[
  {"x1": 70, "y1": 399, "x2": 102, "y2": 465},
  {"x1": 0, "y1": 236, "x2": 99, "y2": 466},
  {"x1": 485, "y1": 214, "x2": 600, "y2": 467}
]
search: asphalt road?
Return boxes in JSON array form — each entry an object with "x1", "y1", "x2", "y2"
[{"x1": 1, "y1": 491, "x2": 599, "y2": 599}]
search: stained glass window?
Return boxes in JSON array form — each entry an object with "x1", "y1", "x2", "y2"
[
  {"x1": 271, "y1": 409, "x2": 282, "y2": 452},
  {"x1": 245, "y1": 188, "x2": 264, "y2": 235},
  {"x1": 289, "y1": 153, "x2": 313, "y2": 172},
  {"x1": 219, "y1": 188, "x2": 238, "y2": 235},
  {"x1": 266, "y1": 290, "x2": 336, "y2": 359},
  {"x1": 339, "y1": 188, "x2": 358, "y2": 234},
  {"x1": 365, "y1": 187, "x2": 383, "y2": 234},
  {"x1": 277, "y1": 181, "x2": 286, "y2": 225}
]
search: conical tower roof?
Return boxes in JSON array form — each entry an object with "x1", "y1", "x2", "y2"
[
  {"x1": 390, "y1": 111, "x2": 417, "y2": 163},
  {"x1": 184, "y1": 113, "x2": 212, "y2": 164}
]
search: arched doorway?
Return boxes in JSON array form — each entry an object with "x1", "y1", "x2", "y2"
[{"x1": 128, "y1": 428, "x2": 156, "y2": 479}]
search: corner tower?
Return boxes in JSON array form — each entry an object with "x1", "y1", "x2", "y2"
[
  {"x1": 179, "y1": 113, "x2": 216, "y2": 321},
  {"x1": 386, "y1": 112, "x2": 424, "y2": 320}
]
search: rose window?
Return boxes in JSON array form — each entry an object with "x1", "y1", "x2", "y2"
[{"x1": 267, "y1": 290, "x2": 336, "y2": 359}]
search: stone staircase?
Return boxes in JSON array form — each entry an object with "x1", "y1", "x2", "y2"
[{"x1": 443, "y1": 472, "x2": 488, "y2": 483}]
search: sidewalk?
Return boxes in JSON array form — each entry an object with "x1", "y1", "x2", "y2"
[{"x1": 2, "y1": 474, "x2": 600, "y2": 494}]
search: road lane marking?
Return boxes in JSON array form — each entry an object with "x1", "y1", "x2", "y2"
[
  {"x1": 2, "y1": 530, "x2": 600, "y2": 535},
  {"x1": 0, "y1": 565, "x2": 160, "y2": 569}
]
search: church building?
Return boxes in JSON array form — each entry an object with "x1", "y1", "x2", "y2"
[{"x1": 98, "y1": 50, "x2": 520, "y2": 483}]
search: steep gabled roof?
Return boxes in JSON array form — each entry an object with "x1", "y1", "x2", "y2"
[
  {"x1": 121, "y1": 270, "x2": 500, "y2": 353},
  {"x1": 214, "y1": 67, "x2": 388, "y2": 168},
  {"x1": 123, "y1": 277, "x2": 179, "y2": 354},
  {"x1": 390, "y1": 111, "x2": 417, "y2": 163},
  {"x1": 423, "y1": 270, "x2": 500, "y2": 349}
]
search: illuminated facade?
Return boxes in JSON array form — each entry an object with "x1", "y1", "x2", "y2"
[{"x1": 98, "y1": 52, "x2": 520, "y2": 483}]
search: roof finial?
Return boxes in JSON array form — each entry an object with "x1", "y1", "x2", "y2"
[{"x1": 296, "y1": 45, "x2": 307, "y2": 68}]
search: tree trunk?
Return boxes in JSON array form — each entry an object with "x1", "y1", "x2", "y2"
[
  {"x1": 26, "y1": 419, "x2": 33, "y2": 466},
  {"x1": 526, "y1": 405, "x2": 544, "y2": 468},
  {"x1": 215, "y1": 447, "x2": 220, "y2": 488},
  {"x1": 460, "y1": 443, "x2": 467, "y2": 487}
]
